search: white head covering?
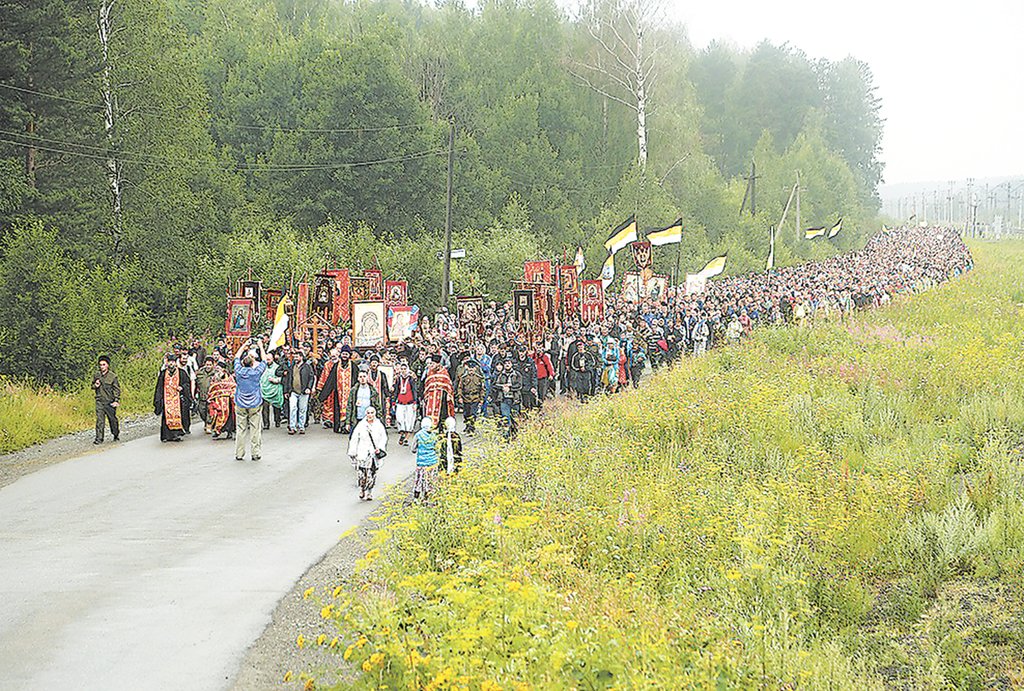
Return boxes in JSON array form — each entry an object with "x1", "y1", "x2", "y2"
[
  {"x1": 445, "y1": 417, "x2": 456, "y2": 432},
  {"x1": 421, "y1": 416, "x2": 434, "y2": 431}
]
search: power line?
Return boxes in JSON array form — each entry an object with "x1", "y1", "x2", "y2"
[
  {"x1": 0, "y1": 82, "x2": 427, "y2": 134},
  {"x1": 0, "y1": 137, "x2": 445, "y2": 172}
]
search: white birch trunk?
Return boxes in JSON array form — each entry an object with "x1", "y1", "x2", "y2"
[
  {"x1": 635, "y1": 24, "x2": 647, "y2": 171},
  {"x1": 97, "y1": 0, "x2": 123, "y2": 248}
]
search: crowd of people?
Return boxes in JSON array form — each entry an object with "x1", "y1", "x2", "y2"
[{"x1": 95, "y1": 225, "x2": 972, "y2": 501}]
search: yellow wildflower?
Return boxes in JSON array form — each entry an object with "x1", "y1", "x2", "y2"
[
  {"x1": 302, "y1": 587, "x2": 314, "y2": 600},
  {"x1": 296, "y1": 634, "x2": 305, "y2": 649},
  {"x1": 283, "y1": 670, "x2": 293, "y2": 682},
  {"x1": 316, "y1": 634, "x2": 326, "y2": 646},
  {"x1": 505, "y1": 581, "x2": 522, "y2": 593}
]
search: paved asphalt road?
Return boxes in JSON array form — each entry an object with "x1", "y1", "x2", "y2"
[{"x1": 0, "y1": 421, "x2": 418, "y2": 690}]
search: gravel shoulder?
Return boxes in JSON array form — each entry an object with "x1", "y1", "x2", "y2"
[{"x1": 0, "y1": 413, "x2": 159, "y2": 489}]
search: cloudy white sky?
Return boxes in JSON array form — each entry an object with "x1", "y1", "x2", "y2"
[{"x1": 672, "y1": 0, "x2": 1024, "y2": 185}]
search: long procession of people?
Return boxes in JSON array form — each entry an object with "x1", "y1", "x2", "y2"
[{"x1": 98, "y1": 225, "x2": 971, "y2": 499}]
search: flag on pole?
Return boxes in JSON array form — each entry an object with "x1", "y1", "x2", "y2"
[
  {"x1": 766, "y1": 226, "x2": 775, "y2": 272},
  {"x1": 804, "y1": 226, "x2": 827, "y2": 240},
  {"x1": 697, "y1": 254, "x2": 727, "y2": 279},
  {"x1": 604, "y1": 215, "x2": 638, "y2": 254},
  {"x1": 600, "y1": 253, "x2": 615, "y2": 290},
  {"x1": 647, "y1": 219, "x2": 682, "y2": 246},
  {"x1": 828, "y1": 218, "x2": 843, "y2": 238},
  {"x1": 574, "y1": 245, "x2": 586, "y2": 276},
  {"x1": 269, "y1": 291, "x2": 290, "y2": 350}
]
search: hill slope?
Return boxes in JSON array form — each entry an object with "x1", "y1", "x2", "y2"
[{"x1": 307, "y1": 242, "x2": 1024, "y2": 689}]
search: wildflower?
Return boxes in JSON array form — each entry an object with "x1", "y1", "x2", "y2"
[
  {"x1": 302, "y1": 587, "x2": 314, "y2": 600},
  {"x1": 320, "y1": 605, "x2": 334, "y2": 619},
  {"x1": 725, "y1": 570, "x2": 742, "y2": 581},
  {"x1": 332, "y1": 585, "x2": 343, "y2": 599},
  {"x1": 329, "y1": 637, "x2": 339, "y2": 649},
  {"x1": 296, "y1": 634, "x2": 306, "y2": 649},
  {"x1": 505, "y1": 581, "x2": 522, "y2": 593},
  {"x1": 343, "y1": 645, "x2": 355, "y2": 661},
  {"x1": 316, "y1": 634, "x2": 326, "y2": 646},
  {"x1": 566, "y1": 620, "x2": 578, "y2": 631},
  {"x1": 364, "y1": 548, "x2": 380, "y2": 561},
  {"x1": 283, "y1": 671, "x2": 293, "y2": 682}
]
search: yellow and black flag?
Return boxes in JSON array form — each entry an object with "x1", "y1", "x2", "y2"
[
  {"x1": 804, "y1": 226, "x2": 827, "y2": 240},
  {"x1": 827, "y1": 218, "x2": 843, "y2": 238},
  {"x1": 605, "y1": 215, "x2": 638, "y2": 255},
  {"x1": 647, "y1": 219, "x2": 682, "y2": 246},
  {"x1": 697, "y1": 254, "x2": 727, "y2": 279}
]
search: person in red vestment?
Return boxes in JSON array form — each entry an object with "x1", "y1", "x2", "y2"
[
  {"x1": 317, "y1": 346, "x2": 356, "y2": 433},
  {"x1": 421, "y1": 358, "x2": 454, "y2": 425}
]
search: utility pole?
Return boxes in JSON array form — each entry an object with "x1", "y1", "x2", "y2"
[
  {"x1": 441, "y1": 117, "x2": 456, "y2": 307},
  {"x1": 740, "y1": 161, "x2": 759, "y2": 216},
  {"x1": 966, "y1": 178, "x2": 974, "y2": 237},
  {"x1": 794, "y1": 170, "x2": 801, "y2": 242}
]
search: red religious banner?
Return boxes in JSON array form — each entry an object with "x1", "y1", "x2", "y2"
[
  {"x1": 557, "y1": 265, "x2": 579, "y2": 318},
  {"x1": 265, "y1": 289, "x2": 282, "y2": 322},
  {"x1": 350, "y1": 276, "x2": 370, "y2": 309},
  {"x1": 365, "y1": 268, "x2": 384, "y2": 300},
  {"x1": 323, "y1": 269, "x2": 350, "y2": 325},
  {"x1": 580, "y1": 279, "x2": 604, "y2": 323},
  {"x1": 524, "y1": 260, "x2": 553, "y2": 285},
  {"x1": 384, "y1": 280, "x2": 408, "y2": 309},
  {"x1": 296, "y1": 282, "x2": 309, "y2": 327},
  {"x1": 226, "y1": 297, "x2": 253, "y2": 337}
]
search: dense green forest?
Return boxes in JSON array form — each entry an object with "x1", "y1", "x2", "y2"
[{"x1": 0, "y1": 0, "x2": 883, "y2": 387}]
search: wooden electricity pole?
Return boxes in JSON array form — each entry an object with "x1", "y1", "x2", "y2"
[{"x1": 441, "y1": 117, "x2": 455, "y2": 307}]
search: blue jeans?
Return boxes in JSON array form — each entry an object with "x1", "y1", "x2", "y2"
[
  {"x1": 481, "y1": 379, "x2": 493, "y2": 415},
  {"x1": 499, "y1": 400, "x2": 520, "y2": 439},
  {"x1": 288, "y1": 392, "x2": 309, "y2": 430}
]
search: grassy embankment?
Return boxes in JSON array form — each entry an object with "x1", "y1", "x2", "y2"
[
  {"x1": 0, "y1": 343, "x2": 166, "y2": 453},
  {"x1": 300, "y1": 241, "x2": 1024, "y2": 690}
]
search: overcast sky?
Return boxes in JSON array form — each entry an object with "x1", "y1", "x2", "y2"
[{"x1": 673, "y1": 0, "x2": 1024, "y2": 185}]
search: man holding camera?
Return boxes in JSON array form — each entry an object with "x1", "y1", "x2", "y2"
[{"x1": 233, "y1": 338, "x2": 267, "y2": 461}]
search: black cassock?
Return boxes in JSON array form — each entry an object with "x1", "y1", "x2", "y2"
[{"x1": 154, "y1": 367, "x2": 192, "y2": 442}]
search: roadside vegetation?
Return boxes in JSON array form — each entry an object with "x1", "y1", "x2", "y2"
[
  {"x1": 299, "y1": 241, "x2": 1024, "y2": 689},
  {"x1": 0, "y1": 342, "x2": 164, "y2": 453}
]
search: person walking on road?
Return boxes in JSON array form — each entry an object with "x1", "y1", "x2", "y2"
[
  {"x1": 93, "y1": 355, "x2": 121, "y2": 445},
  {"x1": 284, "y1": 350, "x2": 314, "y2": 435},
  {"x1": 411, "y1": 416, "x2": 439, "y2": 504},
  {"x1": 234, "y1": 339, "x2": 267, "y2": 461},
  {"x1": 348, "y1": 406, "x2": 388, "y2": 501}
]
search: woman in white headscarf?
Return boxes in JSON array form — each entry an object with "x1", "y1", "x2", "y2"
[{"x1": 348, "y1": 406, "x2": 388, "y2": 501}]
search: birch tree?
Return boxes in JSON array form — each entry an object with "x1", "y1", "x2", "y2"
[
  {"x1": 97, "y1": 0, "x2": 123, "y2": 252},
  {"x1": 569, "y1": 0, "x2": 666, "y2": 171}
]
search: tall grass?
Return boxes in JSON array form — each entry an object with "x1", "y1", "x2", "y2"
[
  {"x1": 301, "y1": 241, "x2": 1024, "y2": 689},
  {"x1": 0, "y1": 341, "x2": 167, "y2": 453}
]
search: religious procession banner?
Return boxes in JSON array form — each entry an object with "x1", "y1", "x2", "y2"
[
  {"x1": 365, "y1": 268, "x2": 384, "y2": 300},
  {"x1": 621, "y1": 272, "x2": 642, "y2": 303},
  {"x1": 296, "y1": 282, "x2": 309, "y2": 327},
  {"x1": 580, "y1": 280, "x2": 604, "y2": 323},
  {"x1": 384, "y1": 280, "x2": 408, "y2": 309},
  {"x1": 524, "y1": 260, "x2": 553, "y2": 285},
  {"x1": 226, "y1": 297, "x2": 253, "y2": 337},
  {"x1": 239, "y1": 281, "x2": 261, "y2": 313},
  {"x1": 325, "y1": 269, "x2": 350, "y2": 324},
  {"x1": 456, "y1": 296, "x2": 484, "y2": 334},
  {"x1": 387, "y1": 305, "x2": 419, "y2": 343},
  {"x1": 265, "y1": 289, "x2": 282, "y2": 322},
  {"x1": 512, "y1": 289, "x2": 535, "y2": 330},
  {"x1": 630, "y1": 240, "x2": 653, "y2": 271},
  {"x1": 350, "y1": 276, "x2": 370, "y2": 306},
  {"x1": 685, "y1": 274, "x2": 707, "y2": 296},
  {"x1": 311, "y1": 274, "x2": 335, "y2": 314},
  {"x1": 647, "y1": 274, "x2": 669, "y2": 301},
  {"x1": 353, "y1": 300, "x2": 386, "y2": 348},
  {"x1": 557, "y1": 265, "x2": 579, "y2": 319}
]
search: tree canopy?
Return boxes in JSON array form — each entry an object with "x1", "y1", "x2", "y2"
[{"x1": 0, "y1": 0, "x2": 885, "y2": 386}]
